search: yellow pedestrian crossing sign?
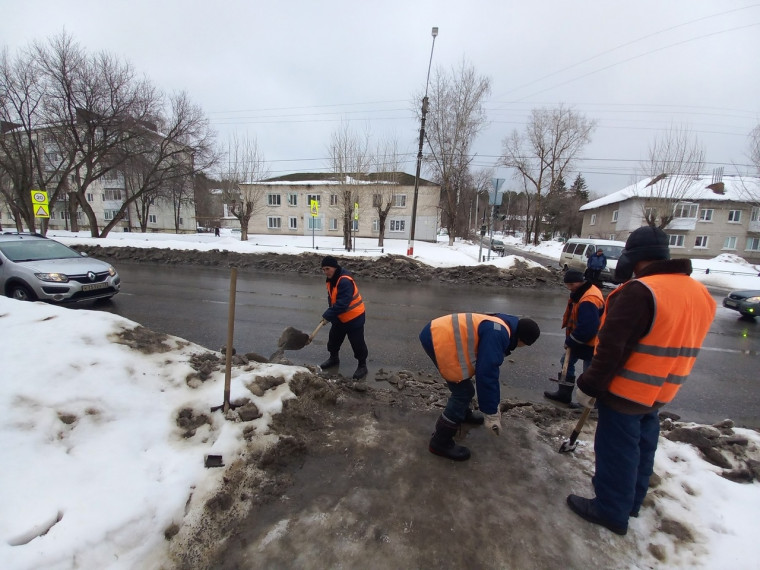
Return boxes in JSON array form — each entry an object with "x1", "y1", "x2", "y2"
[
  {"x1": 31, "y1": 190, "x2": 50, "y2": 219},
  {"x1": 310, "y1": 199, "x2": 319, "y2": 217}
]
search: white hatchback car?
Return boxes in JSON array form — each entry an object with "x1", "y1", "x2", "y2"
[{"x1": 0, "y1": 233, "x2": 120, "y2": 303}]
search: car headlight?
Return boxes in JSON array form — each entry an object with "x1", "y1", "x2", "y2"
[
  {"x1": 35, "y1": 272, "x2": 69, "y2": 283},
  {"x1": 746, "y1": 296, "x2": 760, "y2": 303},
  {"x1": 108, "y1": 266, "x2": 116, "y2": 276}
]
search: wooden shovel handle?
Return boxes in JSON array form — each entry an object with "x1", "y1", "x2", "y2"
[{"x1": 309, "y1": 319, "x2": 328, "y2": 342}]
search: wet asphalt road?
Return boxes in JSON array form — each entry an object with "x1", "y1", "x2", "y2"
[{"x1": 93, "y1": 261, "x2": 760, "y2": 428}]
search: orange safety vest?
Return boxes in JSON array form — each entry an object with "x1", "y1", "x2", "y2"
[
  {"x1": 430, "y1": 313, "x2": 511, "y2": 382},
  {"x1": 562, "y1": 285, "x2": 604, "y2": 348},
  {"x1": 326, "y1": 274, "x2": 365, "y2": 323},
  {"x1": 606, "y1": 274, "x2": 716, "y2": 406}
]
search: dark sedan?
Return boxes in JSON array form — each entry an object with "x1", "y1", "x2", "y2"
[{"x1": 723, "y1": 290, "x2": 760, "y2": 319}]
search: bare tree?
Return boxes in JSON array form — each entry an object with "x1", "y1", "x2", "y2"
[
  {"x1": 327, "y1": 122, "x2": 372, "y2": 250},
  {"x1": 423, "y1": 60, "x2": 490, "y2": 245},
  {"x1": 371, "y1": 137, "x2": 404, "y2": 247},
  {"x1": 221, "y1": 133, "x2": 269, "y2": 241},
  {"x1": 637, "y1": 125, "x2": 705, "y2": 228},
  {"x1": 500, "y1": 104, "x2": 596, "y2": 244},
  {"x1": 749, "y1": 123, "x2": 760, "y2": 177}
]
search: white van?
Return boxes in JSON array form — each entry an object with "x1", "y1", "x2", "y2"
[{"x1": 559, "y1": 238, "x2": 626, "y2": 284}]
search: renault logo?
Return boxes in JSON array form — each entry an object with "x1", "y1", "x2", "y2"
[{"x1": 87, "y1": 271, "x2": 96, "y2": 281}]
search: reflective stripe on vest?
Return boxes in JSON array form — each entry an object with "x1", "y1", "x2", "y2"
[
  {"x1": 327, "y1": 275, "x2": 365, "y2": 323},
  {"x1": 430, "y1": 313, "x2": 511, "y2": 382},
  {"x1": 606, "y1": 274, "x2": 716, "y2": 406},
  {"x1": 562, "y1": 285, "x2": 604, "y2": 347}
]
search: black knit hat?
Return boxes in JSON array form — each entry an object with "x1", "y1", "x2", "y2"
[
  {"x1": 516, "y1": 318, "x2": 540, "y2": 346},
  {"x1": 624, "y1": 226, "x2": 670, "y2": 262},
  {"x1": 321, "y1": 255, "x2": 340, "y2": 268},
  {"x1": 563, "y1": 269, "x2": 585, "y2": 283}
]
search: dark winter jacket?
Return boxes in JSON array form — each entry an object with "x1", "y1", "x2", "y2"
[
  {"x1": 577, "y1": 258, "x2": 708, "y2": 414},
  {"x1": 322, "y1": 266, "x2": 366, "y2": 329},
  {"x1": 419, "y1": 313, "x2": 519, "y2": 415},
  {"x1": 587, "y1": 252, "x2": 607, "y2": 271}
]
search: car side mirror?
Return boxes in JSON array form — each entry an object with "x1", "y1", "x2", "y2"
[{"x1": 79, "y1": 252, "x2": 89, "y2": 257}]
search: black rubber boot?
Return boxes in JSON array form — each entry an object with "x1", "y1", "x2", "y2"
[
  {"x1": 544, "y1": 374, "x2": 575, "y2": 405},
  {"x1": 319, "y1": 353, "x2": 340, "y2": 369},
  {"x1": 352, "y1": 361, "x2": 368, "y2": 379},
  {"x1": 429, "y1": 415, "x2": 471, "y2": 461},
  {"x1": 463, "y1": 409, "x2": 485, "y2": 425}
]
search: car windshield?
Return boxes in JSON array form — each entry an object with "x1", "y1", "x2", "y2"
[
  {"x1": 599, "y1": 245, "x2": 624, "y2": 260},
  {"x1": 0, "y1": 239, "x2": 81, "y2": 262}
]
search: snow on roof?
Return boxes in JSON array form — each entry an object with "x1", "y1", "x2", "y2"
[{"x1": 581, "y1": 175, "x2": 760, "y2": 211}]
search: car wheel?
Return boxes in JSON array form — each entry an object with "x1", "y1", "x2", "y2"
[{"x1": 9, "y1": 283, "x2": 37, "y2": 301}]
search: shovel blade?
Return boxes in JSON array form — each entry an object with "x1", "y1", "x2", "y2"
[
  {"x1": 277, "y1": 326, "x2": 311, "y2": 351},
  {"x1": 558, "y1": 439, "x2": 578, "y2": 453}
]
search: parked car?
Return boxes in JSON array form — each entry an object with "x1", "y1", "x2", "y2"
[
  {"x1": 559, "y1": 238, "x2": 625, "y2": 284},
  {"x1": 0, "y1": 233, "x2": 120, "y2": 303},
  {"x1": 722, "y1": 290, "x2": 760, "y2": 319},
  {"x1": 483, "y1": 236, "x2": 506, "y2": 255}
]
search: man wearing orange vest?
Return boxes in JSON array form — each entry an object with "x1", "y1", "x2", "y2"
[
  {"x1": 544, "y1": 269, "x2": 604, "y2": 407},
  {"x1": 419, "y1": 313, "x2": 540, "y2": 461},
  {"x1": 319, "y1": 256, "x2": 369, "y2": 380},
  {"x1": 567, "y1": 226, "x2": 716, "y2": 535}
]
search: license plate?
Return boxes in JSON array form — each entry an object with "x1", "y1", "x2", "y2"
[
  {"x1": 724, "y1": 299, "x2": 737, "y2": 308},
  {"x1": 82, "y1": 282, "x2": 108, "y2": 292}
]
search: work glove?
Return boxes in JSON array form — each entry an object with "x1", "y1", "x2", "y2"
[
  {"x1": 484, "y1": 412, "x2": 501, "y2": 436},
  {"x1": 576, "y1": 387, "x2": 595, "y2": 409}
]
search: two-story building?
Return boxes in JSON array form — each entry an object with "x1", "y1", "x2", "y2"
[
  {"x1": 233, "y1": 172, "x2": 441, "y2": 241},
  {"x1": 579, "y1": 175, "x2": 760, "y2": 263}
]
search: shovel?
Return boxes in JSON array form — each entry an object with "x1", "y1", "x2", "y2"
[
  {"x1": 277, "y1": 319, "x2": 328, "y2": 351},
  {"x1": 558, "y1": 398, "x2": 596, "y2": 453},
  {"x1": 548, "y1": 346, "x2": 572, "y2": 383}
]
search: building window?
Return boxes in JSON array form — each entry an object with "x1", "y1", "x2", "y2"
[
  {"x1": 694, "y1": 236, "x2": 708, "y2": 248},
  {"x1": 698, "y1": 209, "x2": 713, "y2": 222},
  {"x1": 103, "y1": 189, "x2": 122, "y2": 201},
  {"x1": 668, "y1": 234, "x2": 685, "y2": 247},
  {"x1": 288, "y1": 193, "x2": 298, "y2": 206},
  {"x1": 644, "y1": 207, "x2": 657, "y2": 220},
  {"x1": 330, "y1": 194, "x2": 339, "y2": 206},
  {"x1": 751, "y1": 207, "x2": 760, "y2": 222},
  {"x1": 307, "y1": 194, "x2": 321, "y2": 206},
  {"x1": 372, "y1": 219, "x2": 380, "y2": 232},
  {"x1": 308, "y1": 217, "x2": 322, "y2": 230},
  {"x1": 723, "y1": 236, "x2": 737, "y2": 250},
  {"x1": 390, "y1": 219, "x2": 405, "y2": 232},
  {"x1": 329, "y1": 218, "x2": 338, "y2": 231},
  {"x1": 747, "y1": 237, "x2": 760, "y2": 251},
  {"x1": 267, "y1": 216, "x2": 281, "y2": 229},
  {"x1": 673, "y1": 202, "x2": 698, "y2": 219},
  {"x1": 608, "y1": 234, "x2": 615, "y2": 240},
  {"x1": 728, "y1": 209, "x2": 741, "y2": 223},
  {"x1": 611, "y1": 210, "x2": 618, "y2": 222},
  {"x1": 393, "y1": 194, "x2": 406, "y2": 208},
  {"x1": 590, "y1": 214, "x2": 596, "y2": 225},
  {"x1": 372, "y1": 194, "x2": 382, "y2": 207},
  {"x1": 86, "y1": 193, "x2": 94, "y2": 202},
  {"x1": 289, "y1": 216, "x2": 297, "y2": 230},
  {"x1": 104, "y1": 210, "x2": 118, "y2": 221},
  {"x1": 179, "y1": 218, "x2": 183, "y2": 225},
  {"x1": 267, "y1": 193, "x2": 281, "y2": 206},
  {"x1": 148, "y1": 214, "x2": 156, "y2": 223}
]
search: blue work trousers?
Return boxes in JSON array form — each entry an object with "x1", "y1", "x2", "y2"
[{"x1": 591, "y1": 401, "x2": 660, "y2": 527}]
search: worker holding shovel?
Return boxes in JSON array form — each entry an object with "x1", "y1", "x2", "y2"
[
  {"x1": 318, "y1": 256, "x2": 369, "y2": 380},
  {"x1": 544, "y1": 269, "x2": 604, "y2": 407},
  {"x1": 567, "y1": 227, "x2": 716, "y2": 536}
]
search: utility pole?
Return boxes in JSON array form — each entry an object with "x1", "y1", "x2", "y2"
[{"x1": 407, "y1": 26, "x2": 438, "y2": 256}]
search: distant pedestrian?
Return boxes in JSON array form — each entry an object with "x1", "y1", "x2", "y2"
[
  {"x1": 585, "y1": 248, "x2": 607, "y2": 285},
  {"x1": 567, "y1": 226, "x2": 716, "y2": 535},
  {"x1": 319, "y1": 256, "x2": 369, "y2": 380},
  {"x1": 420, "y1": 313, "x2": 540, "y2": 461},
  {"x1": 214, "y1": 226, "x2": 220, "y2": 237}
]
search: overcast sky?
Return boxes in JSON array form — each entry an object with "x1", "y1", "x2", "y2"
[{"x1": 2, "y1": 0, "x2": 759, "y2": 196}]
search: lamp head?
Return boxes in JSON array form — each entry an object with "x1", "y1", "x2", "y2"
[{"x1": 432, "y1": 27, "x2": 439, "y2": 37}]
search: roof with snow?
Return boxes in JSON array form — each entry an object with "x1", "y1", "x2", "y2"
[
  {"x1": 580, "y1": 175, "x2": 760, "y2": 211},
  {"x1": 259, "y1": 172, "x2": 436, "y2": 186}
]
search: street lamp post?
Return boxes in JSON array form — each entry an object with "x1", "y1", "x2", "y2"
[{"x1": 407, "y1": 26, "x2": 438, "y2": 257}]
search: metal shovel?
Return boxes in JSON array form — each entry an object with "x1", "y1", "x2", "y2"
[
  {"x1": 558, "y1": 398, "x2": 596, "y2": 453},
  {"x1": 277, "y1": 319, "x2": 328, "y2": 351}
]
